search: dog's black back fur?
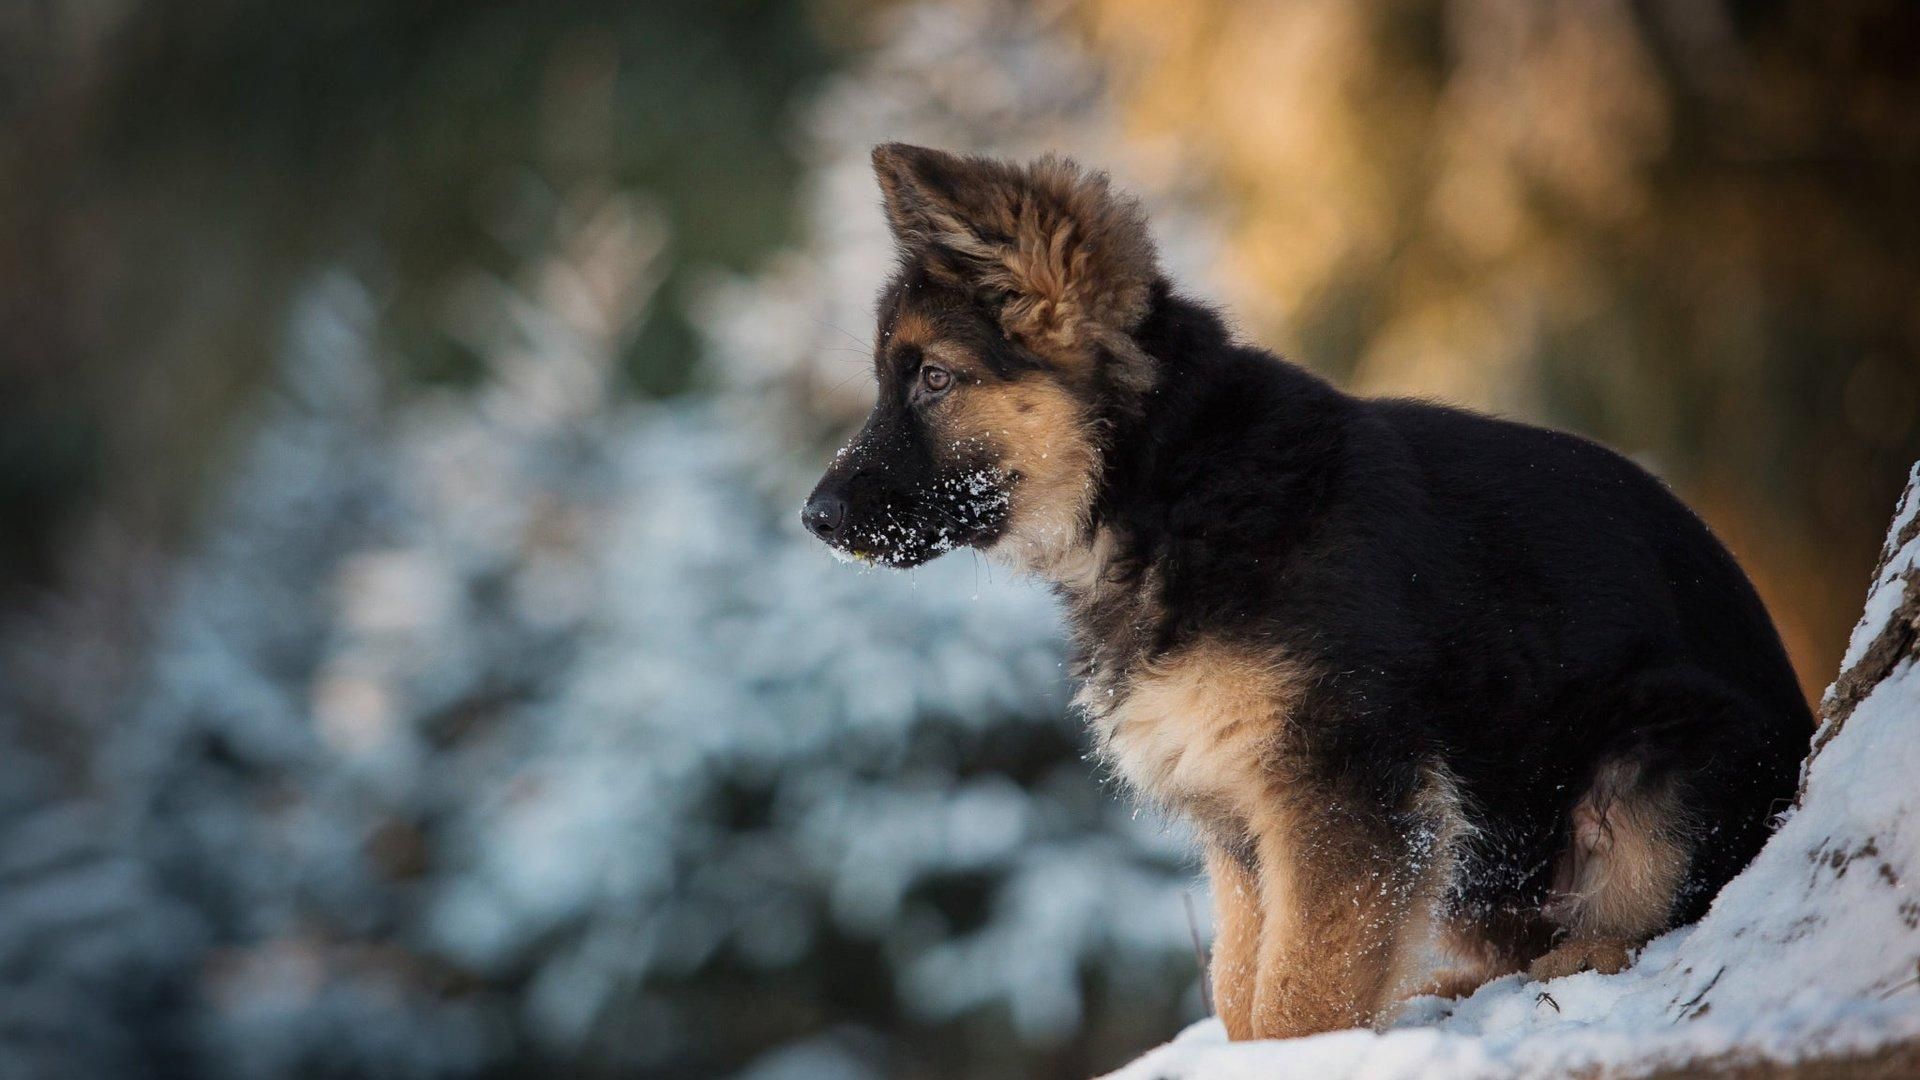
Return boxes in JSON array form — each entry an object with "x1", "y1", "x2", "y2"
[{"x1": 1097, "y1": 280, "x2": 1811, "y2": 922}]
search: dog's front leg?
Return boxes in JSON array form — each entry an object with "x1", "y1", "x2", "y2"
[
  {"x1": 1205, "y1": 842, "x2": 1263, "y2": 1040},
  {"x1": 1247, "y1": 795, "x2": 1421, "y2": 1039}
]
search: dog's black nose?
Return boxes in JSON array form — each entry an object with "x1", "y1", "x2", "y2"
[{"x1": 802, "y1": 494, "x2": 847, "y2": 540}]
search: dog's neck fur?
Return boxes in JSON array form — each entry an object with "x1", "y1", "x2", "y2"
[{"x1": 1014, "y1": 280, "x2": 1353, "y2": 680}]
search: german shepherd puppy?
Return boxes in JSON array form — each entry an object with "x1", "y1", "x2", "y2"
[{"x1": 803, "y1": 144, "x2": 1811, "y2": 1040}]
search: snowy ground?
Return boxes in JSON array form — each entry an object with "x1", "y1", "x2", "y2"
[{"x1": 1106, "y1": 468, "x2": 1920, "y2": 1079}]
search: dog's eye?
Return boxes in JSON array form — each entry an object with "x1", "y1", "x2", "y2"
[{"x1": 920, "y1": 365, "x2": 952, "y2": 395}]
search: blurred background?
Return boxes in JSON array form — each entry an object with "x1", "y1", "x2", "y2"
[{"x1": 1, "y1": 1, "x2": 1916, "y2": 1077}]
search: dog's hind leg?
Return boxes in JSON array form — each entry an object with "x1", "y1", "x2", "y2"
[
  {"x1": 1530, "y1": 671, "x2": 1803, "y2": 981},
  {"x1": 1531, "y1": 757, "x2": 1691, "y2": 979}
]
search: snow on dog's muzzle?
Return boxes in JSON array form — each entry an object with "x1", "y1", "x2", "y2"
[{"x1": 803, "y1": 427, "x2": 1009, "y2": 568}]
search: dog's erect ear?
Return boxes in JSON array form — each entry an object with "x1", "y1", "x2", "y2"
[
  {"x1": 871, "y1": 143, "x2": 1158, "y2": 365},
  {"x1": 872, "y1": 143, "x2": 982, "y2": 253}
]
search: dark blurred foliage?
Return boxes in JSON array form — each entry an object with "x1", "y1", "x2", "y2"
[
  {"x1": 0, "y1": 0, "x2": 831, "y2": 602},
  {"x1": 0, "y1": 7, "x2": 1208, "y2": 1078}
]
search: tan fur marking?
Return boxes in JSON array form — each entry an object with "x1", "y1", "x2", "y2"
[
  {"x1": 1092, "y1": 642, "x2": 1304, "y2": 815},
  {"x1": 943, "y1": 378, "x2": 1102, "y2": 574},
  {"x1": 887, "y1": 310, "x2": 937, "y2": 349},
  {"x1": 1206, "y1": 845, "x2": 1262, "y2": 1042},
  {"x1": 1546, "y1": 760, "x2": 1691, "y2": 941},
  {"x1": 1047, "y1": 523, "x2": 1121, "y2": 597},
  {"x1": 1529, "y1": 937, "x2": 1636, "y2": 980},
  {"x1": 1246, "y1": 796, "x2": 1426, "y2": 1038}
]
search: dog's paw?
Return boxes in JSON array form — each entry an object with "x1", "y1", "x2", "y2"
[
  {"x1": 1416, "y1": 968, "x2": 1500, "y2": 1000},
  {"x1": 1528, "y1": 939, "x2": 1634, "y2": 981}
]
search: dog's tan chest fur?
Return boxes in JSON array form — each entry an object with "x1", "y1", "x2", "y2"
[{"x1": 1079, "y1": 642, "x2": 1304, "y2": 822}]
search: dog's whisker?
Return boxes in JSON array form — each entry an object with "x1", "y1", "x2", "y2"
[{"x1": 810, "y1": 317, "x2": 872, "y2": 353}]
